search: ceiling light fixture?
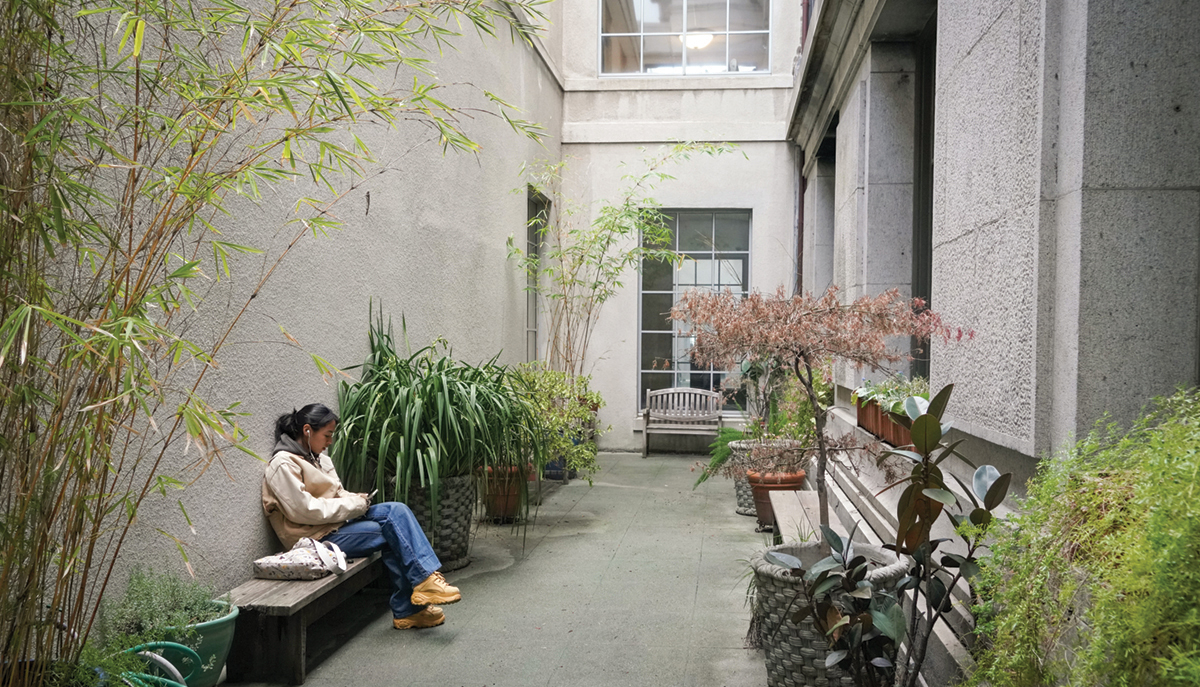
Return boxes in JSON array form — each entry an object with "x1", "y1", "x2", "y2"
[{"x1": 681, "y1": 32, "x2": 714, "y2": 50}]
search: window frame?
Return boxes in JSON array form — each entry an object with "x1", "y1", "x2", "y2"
[
  {"x1": 637, "y1": 209, "x2": 752, "y2": 412},
  {"x1": 598, "y1": 0, "x2": 773, "y2": 77}
]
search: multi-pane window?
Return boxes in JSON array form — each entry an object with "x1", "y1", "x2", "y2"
[
  {"x1": 640, "y1": 211, "x2": 750, "y2": 409},
  {"x1": 601, "y1": 0, "x2": 770, "y2": 75}
]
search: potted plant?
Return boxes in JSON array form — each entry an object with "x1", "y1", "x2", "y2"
[
  {"x1": 335, "y1": 308, "x2": 546, "y2": 569},
  {"x1": 671, "y1": 285, "x2": 966, "y2": 539},
  {"x1": 513, "y1": 362, "x2": 607, "y2": 484},
  {"x1": 748, "y1": 527, "x2": 909, "y2": 687},
  {"x1": 100, "y1": 568, "x2": 238, "y2": 687},
  {"x1": 694, "y1": 426, "x2": 755, "y2": 515},
  {"x1": 747, "y1": 385, "x2": 1011, "y2": 687}
]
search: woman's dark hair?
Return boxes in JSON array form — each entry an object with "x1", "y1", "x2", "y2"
[{"x1": 274, "y1": 403, "x2": 339, "y2": 441}]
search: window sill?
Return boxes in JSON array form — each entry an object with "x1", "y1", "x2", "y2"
[{"x1": 564, "y1": 73, "x2": 795, "y2": 92}]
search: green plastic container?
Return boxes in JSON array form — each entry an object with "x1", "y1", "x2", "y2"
[{"x1": 162, "y1": 600, "x2": 238, "y2": 687}]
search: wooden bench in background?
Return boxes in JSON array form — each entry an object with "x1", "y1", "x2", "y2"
[
  {"x1": 226, "y1": 552, "x2": 383, "y2": 685},
  {"x1": 642, "y1": 387, "x2": 724, "y2": 457}
]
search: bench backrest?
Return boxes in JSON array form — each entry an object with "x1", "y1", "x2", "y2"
[{"x1": 644, "y1": 387, "x2": 723, "y2": 424}]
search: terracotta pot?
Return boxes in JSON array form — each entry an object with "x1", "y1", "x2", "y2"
[
  {"x1": 746, "y1": 469, "x2": 807, "y2": 530},
  {"x1": 483, "y1": 465, "x2": 524, "y2": 521}
]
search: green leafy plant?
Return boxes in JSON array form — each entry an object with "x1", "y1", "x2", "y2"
[
  {"x1": 854, "y1": 376, "x2": 930, "y2": 414},
  {"x1": 100, "y1": 569, "x2": 226, "y2": 643},
  {"x1": 333, "y1": 308, "x2": 546, "y2": 529},
  {"x1": 513, "y1": 362, "x2": 607, "y2": 481},
  {"x1": 0, "y1": 0, "x2": 547, "y2": 679},
  {"x1": 761, "y1": 385, "x2": 1010, "y2": 687},
  {"x1": 966, "y1": 388, "x2": 1200, "y2": 687},
  {"x1": 694, "y1": 427, "x2": 746, "y2": 487}
]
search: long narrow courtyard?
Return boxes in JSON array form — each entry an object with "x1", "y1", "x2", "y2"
[{"x1": 282, "y1": 453, "x2": 771, "y2": 687}]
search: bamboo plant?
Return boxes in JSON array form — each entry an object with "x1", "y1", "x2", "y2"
[{"x1": 0, "y1": 0, "x2": 547, "y2": 681}]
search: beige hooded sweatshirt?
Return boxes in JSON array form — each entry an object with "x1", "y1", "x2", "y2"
[{"x1": 261, "y1": 435, "x2": 369, "y2": 549}]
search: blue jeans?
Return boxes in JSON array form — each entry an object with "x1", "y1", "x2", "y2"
[{"x1": 321, "y1": 502, "x2": 441, "y2": 619}]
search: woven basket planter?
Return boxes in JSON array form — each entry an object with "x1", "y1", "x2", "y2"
[
  {"x1": 750, "y1": 542, "x2": 909, "y2": 687},
  {"x1": 407, "y1": 473, "x2": 475, "y2": 572},
  {"x1": 734, "y1": 477, "x2": 756, "y2": 516}
]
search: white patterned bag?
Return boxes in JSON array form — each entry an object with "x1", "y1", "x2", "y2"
[{"x1": 252, "y1": 537, "x2": 348, "y2": 580}]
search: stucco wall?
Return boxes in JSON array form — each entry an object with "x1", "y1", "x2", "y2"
[
  {"x1": 120, "y1": 29, "x2": 565, "y2": 596},
  {"x1": 561, "y1": 141, "x2": 798, "y2": 451}
]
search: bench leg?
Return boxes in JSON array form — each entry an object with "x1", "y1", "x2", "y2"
[
  {"x1": 282, "y1": 613, "x2": 307, "y2": 685},
  {"x1": 642, "y1": 429, "x2": 648, "y2": 458}
]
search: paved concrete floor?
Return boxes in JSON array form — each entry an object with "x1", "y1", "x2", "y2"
[{"x1": 283, "y1": 452, "x2": 773, "y2": 687}]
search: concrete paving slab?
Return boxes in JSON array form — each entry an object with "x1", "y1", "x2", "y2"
[{"x1": 235, "y1": 453, "x2": 770, "y2": 687}]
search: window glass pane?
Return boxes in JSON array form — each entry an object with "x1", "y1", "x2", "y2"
[
  {"x1": 673, "y1": 336, "x2": 697, "y2": 371},
  {"x1": 642, "y1": 293, "x2": 675, "y2": 331},
  {"x1": 643, "y1": 34, "x2": 683, "y2": 74},
  {"x1": 729, "y1": 0, "x2": 769, "y2": 30},
  {"x1": 641, "y1": 332, "x2": 674, "y2": 370},
  {"x1": 715, "y1": 254, "x2": 748, "y2": 292},
  {"x1": 641, "y1": 372, "x2": 674, "y2": 399},
  {"x1": 685, "y1": 34, "x2": 728, "y2": 74},
  {"x1": 728, "y1": 33, "x2": 769, "y2": 72},
  {"x1": 687, "y1": 0, "x2": 727, "y2": 31},
  {"x1": 714, "y1": 213, "x2": 750, "y2": 250},
  {"x1": 603, "y1": 0, "x2": 642, "y2": 33},
  {"x1": 602, "y1": 36, "x2": 641, "y2": 74},
  {"x1": 642, "y1": 257, "x2": 673, "y2": 291},
  {"x1": 676, "y1": 257, "x2": 714, "y2": 290},
  {"x1": 677, "y1": 213, "x2": 712, "y2": 251},
  {"x1": 643, "y1": 0, "x2": 684, "y2": 33}
]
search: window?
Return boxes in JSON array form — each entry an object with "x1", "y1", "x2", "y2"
[
  {"x1": 640, "y1": 211, "x2": 750, "y2": 409},
  {"x1": 526, "y1": 192, "x2": 548, "y2": 362},
  {"x1": 601, "y1": 0, "x2": 770, "y2": 75}
]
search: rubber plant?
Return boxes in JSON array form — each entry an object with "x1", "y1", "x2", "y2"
[{"x1": 765, "y1": 385, "x2": 1011, "y2": 687}]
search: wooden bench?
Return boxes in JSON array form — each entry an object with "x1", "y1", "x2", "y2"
[
  {"x1": 641, "y1": 387, "x2": 724, "y2": 457},
  {"x1": 225, "y1": 552, "x2": 383, "y2": 685}
]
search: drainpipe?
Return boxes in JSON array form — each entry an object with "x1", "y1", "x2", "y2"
[{"x1": 795, "y1": 146, "x2": 806, "y2": 295}]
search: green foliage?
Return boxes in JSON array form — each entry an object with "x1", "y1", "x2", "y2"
[
  {"x1": 694, "y1": 427, "x2": 746, "y2": 487},
  {"x1": 854, "y1": 376, "x2": 929, "y2": 414},
  {"x1": 783, "y1": 384, "x2": 1011, "y2": 687},
  {"x1": 334, "y1": 308, "x2": 547, "y2": 528},
  {"x1": 767, "y1": 374, "x2": 831, "y2": 441},
  {"x1": 508, "y1": 142, "x2": 735, "y2": 382},
  {"x1": 100, "y1": 568, "x2": 225, "y2": 643},
  {"x1": 0, "y1": 0, "x2": 548, "y2": 676},
  {"x1": 513, "y1": 362, "x2": 607, "y2": 480},
  {"x1": 966, "y1": 389, "x2": 1200, "y2": 687}
]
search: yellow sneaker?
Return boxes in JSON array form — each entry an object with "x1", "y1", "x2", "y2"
[
  {"x1": 410, "y1": 572, "x2": 461, "y2": 606},
  {"x1": 393, "y1": 606, "x2": 445, "y2": 630}
]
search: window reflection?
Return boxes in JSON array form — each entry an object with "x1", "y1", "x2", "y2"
[{"x1": 601, "y1": 0, "x2": 770, "y2": 75}]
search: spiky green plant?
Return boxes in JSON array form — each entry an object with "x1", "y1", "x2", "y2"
[{"x1": 333, "y1": 307, "x2": 547, "y2": 532}]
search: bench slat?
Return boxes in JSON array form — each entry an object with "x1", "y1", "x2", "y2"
[{"x1": 229, "y1": 552, "x2": 381, "y2": 617}]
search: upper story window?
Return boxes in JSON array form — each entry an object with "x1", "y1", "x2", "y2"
[{"x1": 601, "y1": 0, "x2": 770, "y2": 76}]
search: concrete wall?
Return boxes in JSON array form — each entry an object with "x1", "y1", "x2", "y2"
[
  {"x1": 564, "y1": 141, "x2": 799, "y2": 451},
  {"x1": 830, "y1": 43, "x2": 917, "y2": 390},
  {"x1": 803, "y1": 158, "x2": 836, "y2": 294},
  {"x1": 930, "y1": 0, "x2": 1200, "y2": 457},
  {"x1": 121, "y1": 27, "x2": 565, "y2": 595},
  {"x1": 928, "y1": 0, "x2": 1046, "y2": 456}
]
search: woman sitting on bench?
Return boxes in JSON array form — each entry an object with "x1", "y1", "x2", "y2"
[{"x1": 262, "y1": 403, "x2": 462, "y2": 629}]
